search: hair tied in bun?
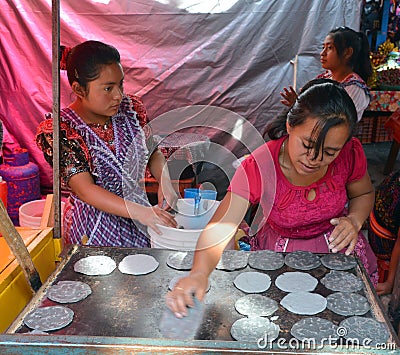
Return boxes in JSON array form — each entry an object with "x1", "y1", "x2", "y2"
[{"x1": 60, "y1": 46, "x2": 72, "y2": 70}]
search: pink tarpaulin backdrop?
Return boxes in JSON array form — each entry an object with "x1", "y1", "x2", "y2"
[{"x1": 0, "y1": 0, "x2": 362, "y2": 189}]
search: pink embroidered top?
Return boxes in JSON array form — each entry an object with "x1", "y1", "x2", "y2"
[{"x1": 229, "y1": 135, "x2": 367, "y2": 241}]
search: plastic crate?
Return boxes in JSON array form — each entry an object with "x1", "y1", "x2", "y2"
[
  {"x1": 355, "y1": 116, "x2": 374, "y2": 144},
  {"x1": 374, "y1": 115, "x2": 392, "y2": 143}
]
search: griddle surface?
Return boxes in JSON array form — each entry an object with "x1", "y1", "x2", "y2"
[{"x1": 14, "y1": 247, "x2": 381, "y2": 341}]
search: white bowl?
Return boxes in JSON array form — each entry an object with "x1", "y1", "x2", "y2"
[{"x1": 148, "y1": 198, "x2": 220, "y2": 251}]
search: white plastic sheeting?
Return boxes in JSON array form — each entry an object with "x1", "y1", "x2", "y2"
[{"x1": 0, "y1": 0, "x2": 362, "y2": 188}]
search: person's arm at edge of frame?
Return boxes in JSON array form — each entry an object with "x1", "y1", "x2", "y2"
[
  {"x1": 329, "y1": 171, "x2": 375, "y2": 255},
  {"x1": 377, "y1": 231, "x2": 400, "y2": 295},
  {"x1": 166, "y1": 191, "x2": 249, "y2": 317}
]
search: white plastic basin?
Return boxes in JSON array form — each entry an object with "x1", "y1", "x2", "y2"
[
  {"x1": 175, "y1": 198, "x2": 219, "y2": 230},
  {"x1": 148, "y1": 198, "x2": 220, "y2": 251},
  {"x1": 19, "y1": 199, "x2": 65, "y2": 228}
]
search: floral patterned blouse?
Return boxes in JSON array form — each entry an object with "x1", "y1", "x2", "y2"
[
  {"x1": 36, "y1": 94, "x2": 151, "y2": 192},
  {"x1": 35, "y1": 94, "x2": 153, "y2": 247}
]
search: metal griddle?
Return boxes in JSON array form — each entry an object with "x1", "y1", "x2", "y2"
[{"x1": 2, "y1": 246, "x2": 399, "y2": 354}]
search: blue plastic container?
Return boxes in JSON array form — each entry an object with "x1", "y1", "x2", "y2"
[
  {"x1": 0, "y1": 149, "x2": 41, "y2": 225},
  {"x1": 184, "y1": 188, "x2": 217, "y2": 200}
]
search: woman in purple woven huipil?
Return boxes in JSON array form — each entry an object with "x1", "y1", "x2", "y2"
[{"x1": 36, "y1": 41, "x2": 177, "y2": 247}]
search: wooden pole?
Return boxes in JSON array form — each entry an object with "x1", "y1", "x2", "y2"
[
  {"x1": 0, "y1": 200, "x2": 41, "y2": 293},
  {"x1": 52, "y1": 0, "x2": 62, "y2": 242},
  {"x1": 290, "y1": 54, "x2": 298, "y2": 92}
]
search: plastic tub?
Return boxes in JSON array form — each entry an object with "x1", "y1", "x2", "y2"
[
  {"x1": 148, "y1": 199, "x2": 220, "y2": 251},
  {"x1": 174, "y1": 198, "x2": 219, "y2": 230},
  {"x1": 19, "y1": 199, "x2": 65, "y2": 228}
]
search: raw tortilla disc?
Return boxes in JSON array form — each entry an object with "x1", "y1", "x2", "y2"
[
  {"x1": 216, "y1": 250, "x2": 249, "y2": 271},
  {"x1": 320, "y1": 270, "x2": 364, "y2": 292},
  {"x1": 248, "y1": 250, "x2": 284, "y2": 271},
  {"x1": 168, "y1": 272, "x2": 211, "y2": 292},
  {"x1": 280, "y1": 291, "x2": 327, "y2": 315},
  {"x1": 233, "y1": 271, "x2": 271, "y2": 293},
  {"x1": 230, "y1": 316, "x2": 280, "y2": 343},
  {"x1": 275, "y1": 272, "x2": 318, "y2": 293},
  {"x1": 118, "y1": 254, "x2": 159, "y2": 275},
  {"x1": 327, "y1": 292, "x2": 370, "y2": 316},
  {"x1": 24, "y1": 306, "x2": 74, "y2": 332},
  {"x1": 74, "y1": 255, "x2": 116, "y2": 276},
  {"x1": 235, "y1": 294, "x2": 278, "y2": 317},
  {"x1": 339, "y1": 316, "x2": 389, "y2": 347},
  {"x1": 320, "y1": 253, "x2": 357, "y2": 270},
  {"x1": 46, "y1": 281, "x2": 92, "y2": 303},
  {"x1": 284, "y1": 250, "x2": 321, "y2": 270},
  {"x1": 166, "y1": 251, "x2": 194, "y2": 270},
  {"x1": 291, "y1": 317, "x2": 338, "y2": 343}
]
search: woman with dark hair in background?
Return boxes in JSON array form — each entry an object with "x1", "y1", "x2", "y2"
[{"x1": 281, "y1": 27, "x2": 373, "y2": 121}]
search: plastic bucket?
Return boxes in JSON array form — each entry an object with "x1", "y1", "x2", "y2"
[
  {"x1": 148, "y1": 199, "x2": 220, "y2": 251},
  {"x1": 174, "y1": 198, "x2": 219, "y2": 230},
  {"x1": 19, "y1": 200, "x2": 65, "y2": 228}
]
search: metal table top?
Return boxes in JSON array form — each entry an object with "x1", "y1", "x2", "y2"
[{"x1": 1, "y1": 245, "x2": 399, "y2": 354}]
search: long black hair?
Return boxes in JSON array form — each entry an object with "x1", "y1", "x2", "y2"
[
  {"x1": 266, "y1": 78, "x2": 358, "y2": 160},
  {"x1": 328, "y1": 27, "x2": 373, "y2": 82}
]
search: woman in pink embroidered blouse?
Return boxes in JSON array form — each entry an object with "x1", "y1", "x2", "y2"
[
  {"x1": 166, "y1": 80, "x2": 377, "y2": 318},
  {"x1": 281, "y1": 27, "x2": 372, "y2": 121}
]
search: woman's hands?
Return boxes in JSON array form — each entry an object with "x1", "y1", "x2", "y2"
[
  {"x1": 329, "y1": 173, "x2": 374, "y2": 255},
  {"x1": 328, "y1": 216, "x2": 359, "y2": 255},
  {"x1": 375, "y1": 281, "x2": 394, "y2": 296},
  {"x1": 165, "y1": 271, "x2": 209, "y2": 318},
  {"x1": 280, "y1": 86, "x2": 298, "y2": 107},
  {"x1": 132, "y1": 204, "x2": 177, "y2": 234}
]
